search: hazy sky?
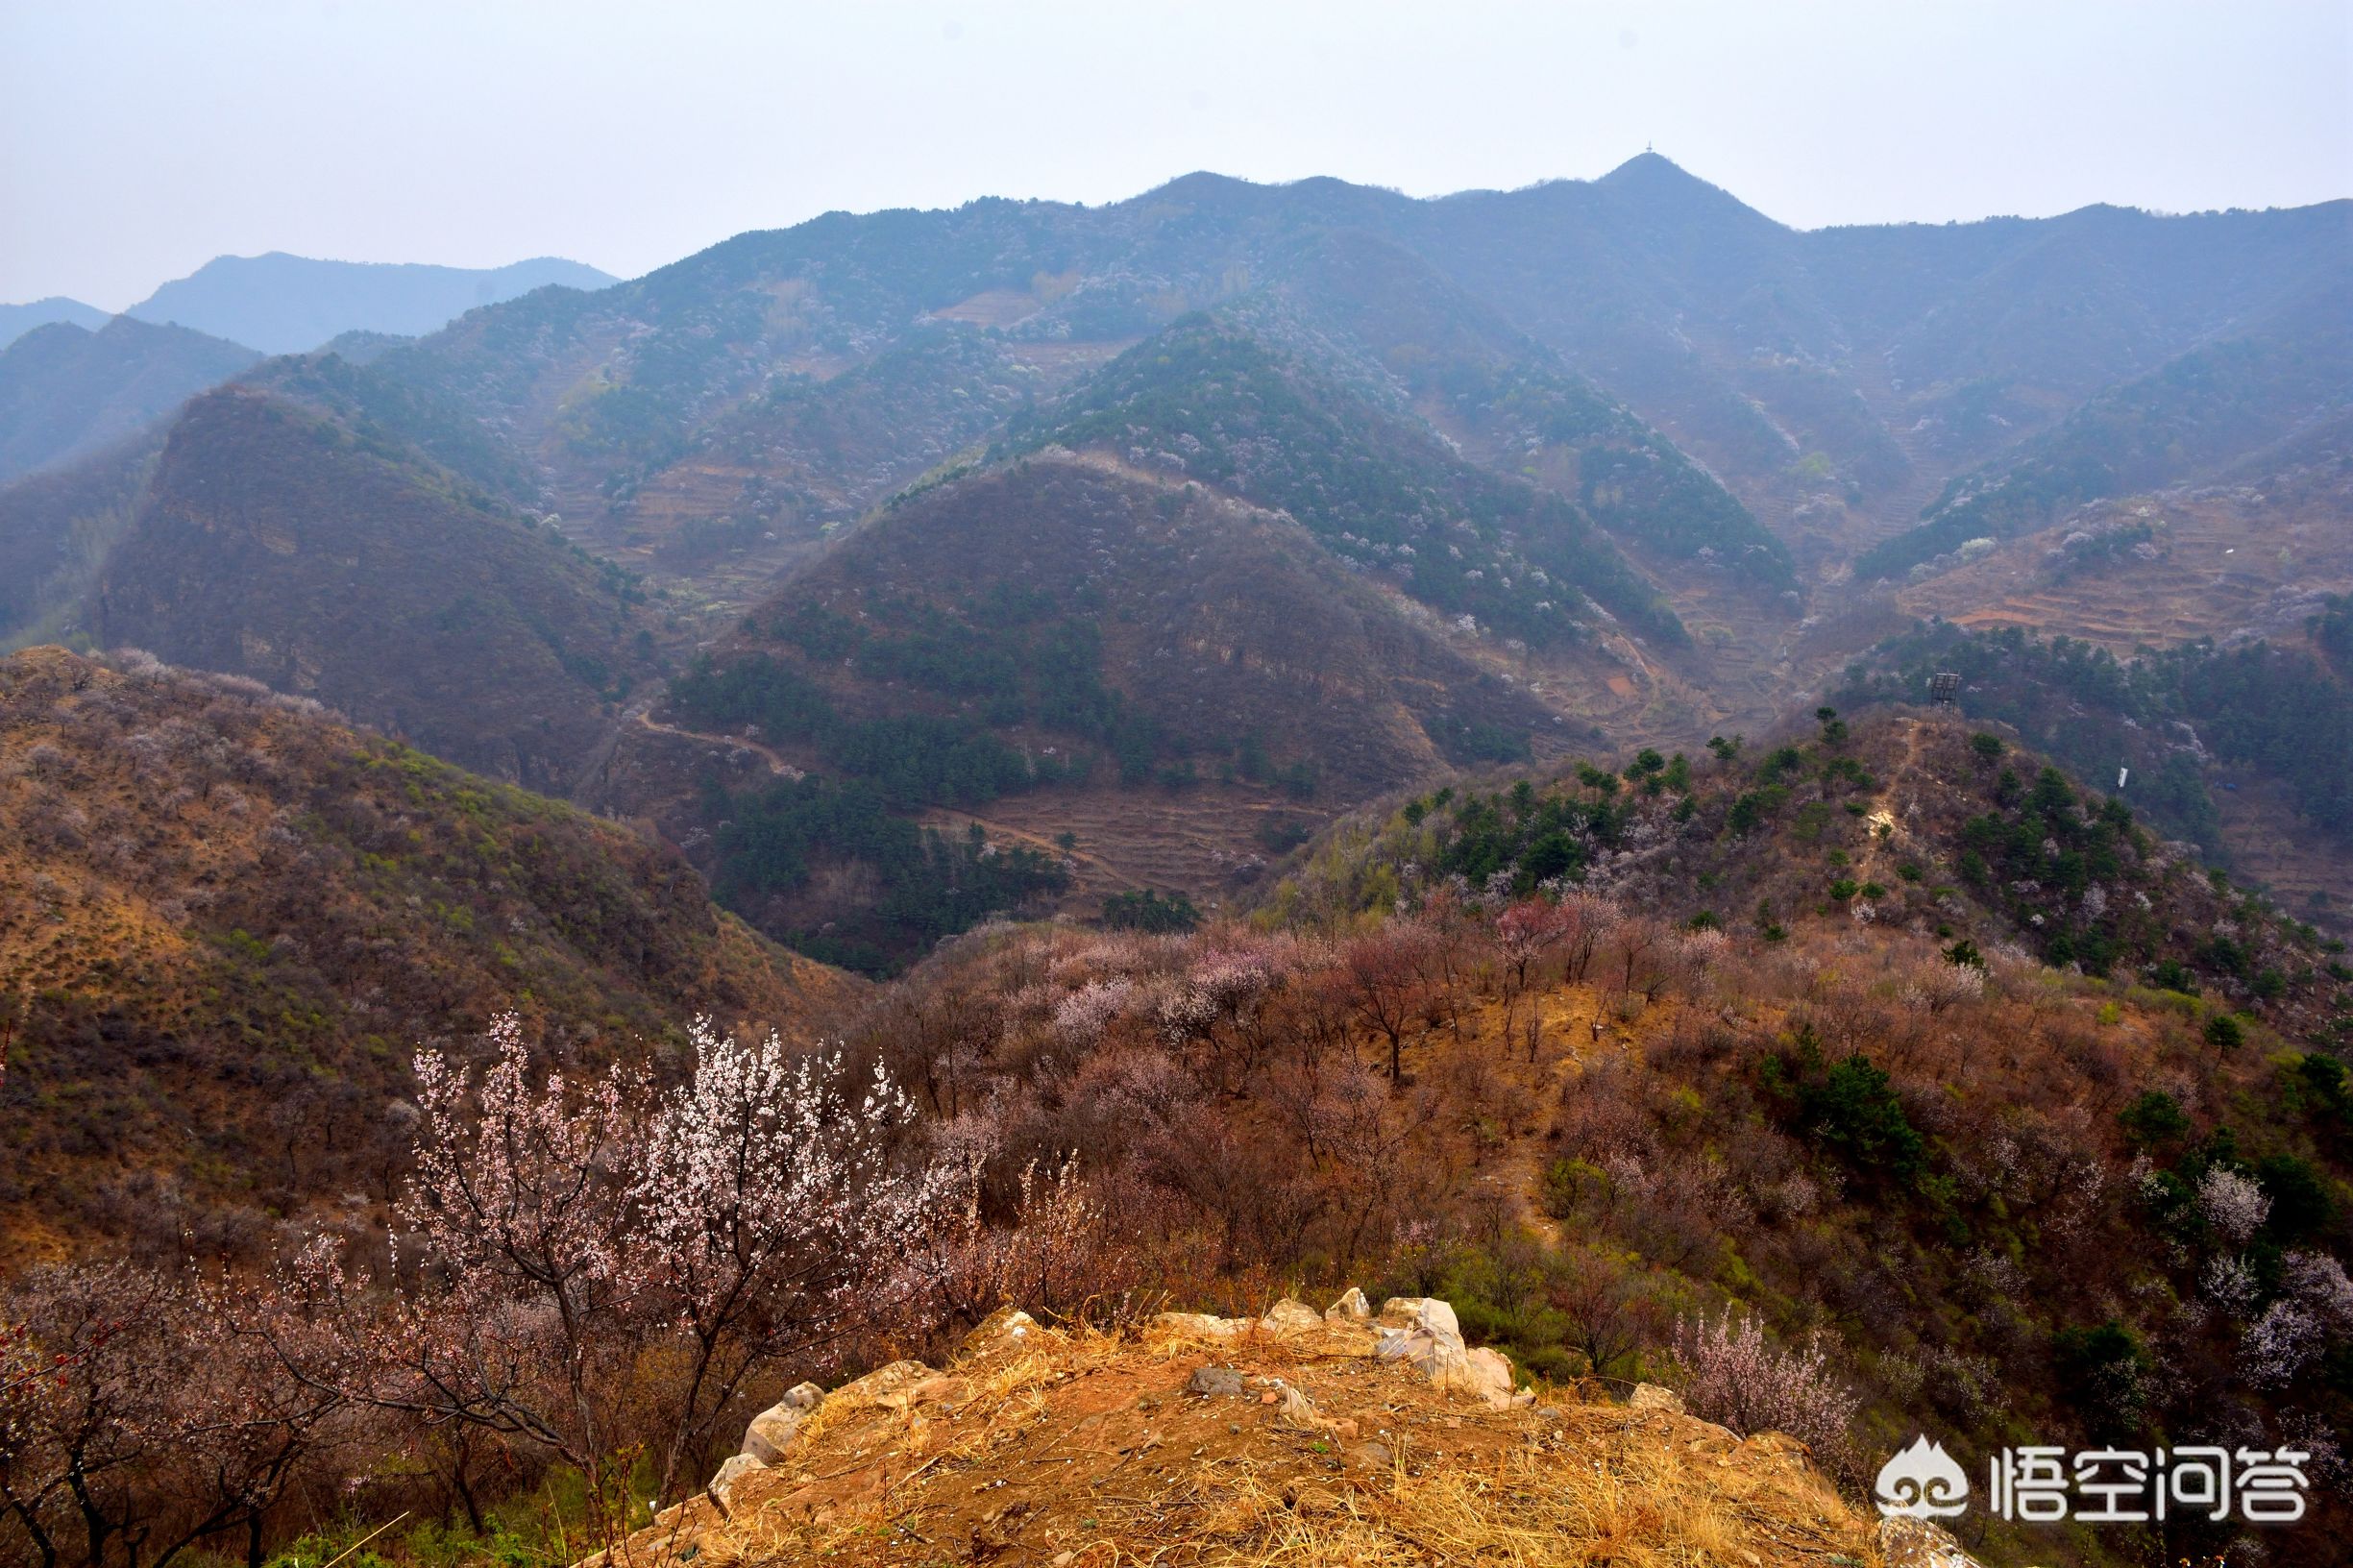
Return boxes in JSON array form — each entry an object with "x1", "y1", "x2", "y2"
[{"x1": 5, "y1": 0, "x2": 2347, "y2": 310}]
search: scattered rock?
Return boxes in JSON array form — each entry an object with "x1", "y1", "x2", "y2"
[
  {"x1": 835, "y1": 1359, "x2": 932, "y2": 1411},
  {"x1": 1154, "y1": 1311, "x2": 1244, "y2": 1339},
  {"x1": 1186, "y1": 1364, "x2": 1245, "y2": 1398},
  {"x1": 741, "y1": 1381, "x2": 823, "y2": 1464},
  {"x1": 962, "y1": 1306, "x2": 1038, "y2": 1351},
  {"x1": 707, "y1": 1451, "x2": 764, "y2": 1505},
  {"x1": 1628, "y1": 1384, "x2": 1685, "y2": 1415},
  {"x1": 1878, "y1": 1514, "x2": 1988, "y2": 1568},
  {"x1": 1275, "y1": 1384, "x2": 1321, "y2": 1427},
  {"x1": 1260, "y1": 1297, "x2": 1324, "y2": 1336},
  {"x1": 1324, "y1": 1286, "x2": 1372, "y2": 1324}
]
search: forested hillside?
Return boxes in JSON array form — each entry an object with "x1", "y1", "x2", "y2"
[
  {"x1": 1002, "y1": 314, "x2": 1685, "y2": 647},
  {"x1": 0, "y1": 646, "x2": 854, "y2": 1262},
  {"x1": 0, "y1": 316, "x2": 257, "y2": 482},
  {"x1": 1836, "y1": 620, "x2": 2353, "y2": 915},
  {"x1": 638, "y1": 452, "x2": 1570, "y2": 970},
  {"x1": 89, "y1": 388, "x2": 660, "y2": 790},
  {"x1": 1858, "y1": 273, "x2": 2353, "y2": 582}
]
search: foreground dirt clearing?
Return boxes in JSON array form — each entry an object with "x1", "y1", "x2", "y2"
[{"x1": 595, "y1": 1308, "x2": 1879, "y2": 1567}]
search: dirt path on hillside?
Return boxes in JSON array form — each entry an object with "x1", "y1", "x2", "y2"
[
  {"x1": 1854, "y1": 718, "x2": 1926, "y2": 891},
  {"x1": 625, "y1": 707, "x2": 1144, "y2": 899},
  {"x1": 633, "y1": 708, "x2": 806, "y2": 778}
]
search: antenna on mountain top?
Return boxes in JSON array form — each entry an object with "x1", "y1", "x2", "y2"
[{"x1": 1928, "y1": 672, "x2": 1961, "y2": 709}]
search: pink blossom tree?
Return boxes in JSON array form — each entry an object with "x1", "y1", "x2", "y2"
[
  {"x1": 1338, "y1": 924, "x2": 1437, "y2": 1084},
  {"x1": 267, "y1": 1012, "x2": 950, "y2": 1530},
  {"x1": 1675, "y1": 1307, "x2": 1860, "y2": 1479},
  {"x1": 628, "y1": 1020, "x2": 943, "y2": 1502},
  {"x1": 1494, "y1": 898, "x2": 1575, "y2": 1047},
  {"x1": 3, "y1": 1262, "x2": 347, "y2": 1568},
  {"x1": 384, "y1": 1013, "x2": 645, "y2": 1493}
]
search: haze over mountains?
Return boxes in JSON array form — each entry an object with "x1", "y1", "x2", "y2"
[
  {"x1": 0, "y1": 317, "x2": 259, "y2": 482},
  {"x1": 0, "y1": 253, "x2": 618, "y2": 353},
  {"x1": 0, "y1": 296, "x2": 111, "y2": 349},
  {"x1": 3, "y1": 156, "x2": 2346, "y2": 941},
  {"x1": 120, "y1": 252, "x2": 619, "y2": 354},
  {"x1": 5, "y1": 144, "x2": 2353, "y2": 1568},
  {"x1": 0, "y1": 253, "x2": 620, "y2": 484}
]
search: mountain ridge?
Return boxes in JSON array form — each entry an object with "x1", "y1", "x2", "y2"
[
  {"x1": 126, "y1": 251, "x2": 618, "y2": 354},
  {"x1": 0, "y1": 643, "x2": 858, "y2": 1263},
  {"x1": 0, "y1": 316, "x2": 260, "y2": 482},
  {"x1": 0, "y1": 296, "x2": 110, "y2": 351}
]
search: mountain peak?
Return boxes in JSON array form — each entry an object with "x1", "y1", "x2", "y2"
[
  {"x1": 0, "y1": 295, "x2": 110, "y2": 352},
  {"x1": 1600, "y1": 149, "x2": 1692, "y2": 183},
  {"x1": 1596, "y1": 151, "x2": 1776, "y2": 226}
]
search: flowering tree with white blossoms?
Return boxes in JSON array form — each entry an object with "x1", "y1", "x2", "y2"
[
  {"x1": 387, "y1": 1013, "x2": 645, "y2": 1492},
  {"x1": 2195, "y1": 1164, "x2": 2270, "y2": 1248},
  {"x1": 269, "y1": 1013, "x2": 946, "y2": 1532},
  {"x1": 629, "y1": 1019, "x2": 943, "y2": 1503}
]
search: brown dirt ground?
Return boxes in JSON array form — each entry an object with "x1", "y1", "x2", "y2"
[{"x1": 595, "y1": 1311, "x2": 1876, "y2": 1568}]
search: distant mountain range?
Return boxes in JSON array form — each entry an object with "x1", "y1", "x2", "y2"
[
  {"x1": 3, "y1": 157, "x2": 2347, "y2": 941},
  {"x1": 0, "y1": 317, "x2": 259, "y2": 482},
  {"x1": 120, "y1": 252, "x2": 618, "y2": 354},
  {"x1": 1, "y1": 254, "x2": 615, "y2": 355},
  {"x1": 0, "y1": 253, "x2": 618, "y2": 478},
  {"x1": 0, "y1": 296, "x2": 110, "y2": 348},
  {"x1": 7, "y1": 159, "x2": 2352, "y2": 1567}
]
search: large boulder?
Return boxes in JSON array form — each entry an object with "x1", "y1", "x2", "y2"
[
  {"x1": 1444, "y1": 1346, "x2": 1519, "y2": 1406},
  {"x1": 742, "y1": 1381, "x2": 824, "y2": 1464},
  {"x1": 1154, "y1": 1311, "x2": 1245, "y2": 1339},
  {"x1": 1324, "y1": 1287, "x2": 1372, "y2": 1324},
  {"x1": 1260, "y1": 1298, "x2": 1324, "y2": 1337},
  {"x1": 1374, "y1": 1297, "x2": 1522, "y2": 1409},
  {"x1": 1375, "y1": 1297, "x2": 1467, "y2": 1378},
  {"x1": 1375, "y1": 1295, "x2": 1456, "y2": 1333},
  {"x1": 707, "y1": 1451, "x2": 765, "y2": 1506}
]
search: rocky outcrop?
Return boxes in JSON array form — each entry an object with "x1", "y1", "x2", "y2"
[
  {"x1": 1878, "y1": 1514, "x2": 1989, "y2": 1568},
  {"x1": 710, "y1": 1311, "x2": 1042, "y2": 1506},
  {"x1": 740, "y1": 1382, "x2": 822, "y2": 1465},
  {"x1": 1370, "y1": 1295, "x2": 1528, "y2": 1410},
  {"x1": 1147, "y1": 1288, "x2": 1532, "y2": 1411},
  {"x1": 590, "y1": 1289, "x2": 1879, "y2": 1568}
]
